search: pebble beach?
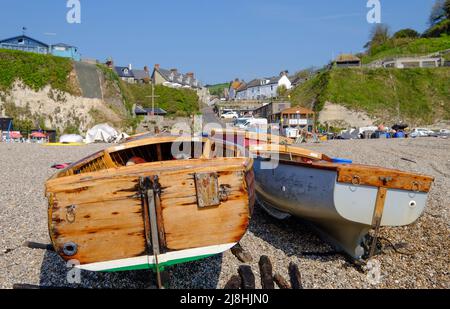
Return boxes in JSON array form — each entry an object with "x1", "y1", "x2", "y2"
[{"x1": 0, "y1": 138, "x2": 448, "y2": 289}]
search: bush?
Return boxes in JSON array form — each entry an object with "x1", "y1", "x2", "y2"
[{"x1": 0, "y1": 49, "x2": 73, "y2": 93}]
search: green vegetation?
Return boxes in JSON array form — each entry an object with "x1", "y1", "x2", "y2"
[
  {"x1": 125, "y1": 83, "x2": 200, "y2": 117},
  {"x1": 98, "y1": 65, "x2": 200, "y2": 117},
  {"x1": 207, "y1": 83, "x2": 230, "y2": 97},
  {"x1": 0, "y1": 49, "x2": 75, "y2": 93},
  {"x1": 362, "y1": 35, "x2": 450, "y2": 64},
  {"x1": 290, "y1": 68, "x2": 450, "y2": 125}
]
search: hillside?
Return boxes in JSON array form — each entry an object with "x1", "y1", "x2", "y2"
[
  {"x1": 362, "y1": 35, "x2": 450, "y2": 64},
  {"x1": 0, "y1": 49, "x2": 201, "y2": 135},
  {"x1": 0, "y1": 48, "x2": 78, "y2": 94},
  {"x1": 0, "y1": 49, "x2": 129, "y2": 135},
  {"x1": 207, "y1": 83, "x2": 230, "y2": 97},
  {"x1": 290, "y1": 67, "x2": 450, "y2": 126}
]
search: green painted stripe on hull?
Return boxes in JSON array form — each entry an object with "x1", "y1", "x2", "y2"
[{"x1": 103, "y1": 254, "x2": 214, "y2": 273}]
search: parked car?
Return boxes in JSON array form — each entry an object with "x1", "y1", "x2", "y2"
[
  {"x1": 438, "y1": 129, "x2": 450, "y2": 137},
  {"x1": 410, "y1": 128, "x2": 435, "y2": 138},
  {"x1": 221, "y1": 111, "x2": 239, "y2": 120},
  {"x1": 238, "y1": 118, "x2": 268, "y2": 130}
]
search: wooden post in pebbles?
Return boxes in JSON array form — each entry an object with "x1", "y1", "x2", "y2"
[
  {"x1": 273, "y1": 273, "x2": 291, "y2": 289},
  {"x1": 224, "y1": 275, "x2": 241, "y2": 289},
  {"x1": 238, "y1": 265, "x2": 256, "y2": 290},
  {"x1": 231, "y1": 243, "x2": 253, "y2": 263},
  {"x1": 289, "y1": 262, "x2": 303, "y2": 289},
  {"x1": 259, "y1": 256, "x2": 274, "y2": 289}
]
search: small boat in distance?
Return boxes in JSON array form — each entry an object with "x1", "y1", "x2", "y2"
[
  {"x1": 46, "y1": 135, "x2": 255, "y2": 276},
  {"x1": 248, "y1": 144, "x2": 434, "y2": 259}
]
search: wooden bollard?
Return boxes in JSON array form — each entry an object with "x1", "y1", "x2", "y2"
[
  {"x1": 289, "y1": 262, "x2": 303, "y2": 289},
  {"x1": 231, "y1": 243, "x2": 253, "y2": 263},
  {"x1": 224, "y1": 275, "x2": 241, "y2": 289},
  {"x1": 238, "y1": 265, "x2": 256, "y2": 290},
  {"x1": 273, "y1": 273, "x2": 291, "y2": 289},
  {"x1": 258, "y1": 256, "x2": 274, "y2": 289}
]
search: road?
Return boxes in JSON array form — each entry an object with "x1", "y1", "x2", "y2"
[{"x1": 201, "y1": 106, "x2": 225, "y2": 127}]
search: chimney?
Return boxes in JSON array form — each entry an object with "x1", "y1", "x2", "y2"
[
  {"x1": 186, "y1": 72, "x2": 194, "y2": 79},
  {"x1": 128, "y1": 64, "x2": 132, "y2": 70},
  {"x1": 154, "y1": 64, "x2": 160, "y2": 70},
  {"x1": 144, "y1": 65, "x2": 149, "y2": 72}
]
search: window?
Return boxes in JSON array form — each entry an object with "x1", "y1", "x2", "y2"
[{"x1": 18, "y1": 38, "x2": 24, "y2": 45}]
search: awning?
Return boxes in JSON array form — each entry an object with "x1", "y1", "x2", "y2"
[{"x1": 31, "y1": 132, "x2": 47, "y2": 138}]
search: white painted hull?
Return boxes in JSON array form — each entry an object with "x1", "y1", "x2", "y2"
[
  {"x1": 77, "y1": 243, "x2": 237, "y2": 272},
  {"x1": 254, "y1": 159, "x2": 429, "y2": 258}
]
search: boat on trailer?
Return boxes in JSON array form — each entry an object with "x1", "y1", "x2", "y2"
[
  {"x1": 248, "y1": 144, "x2": 434, "y2": 259},
  {"x1": 46, "y1": 135, "x2": 255, "y2": 276}
]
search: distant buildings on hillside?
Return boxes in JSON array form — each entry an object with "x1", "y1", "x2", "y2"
[
  {"x1": 230, "y1": 71, "x2": 294, "y2": 101},
  {"x1": 152, "y1": 64, "x2": 202, "y2": 89},
  {"x1": 0, "y1": 34, "x2": 81, "y2": 61}
]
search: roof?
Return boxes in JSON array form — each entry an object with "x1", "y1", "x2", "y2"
[
  {"x1": 0, "y1": 35, "x2": 49, "y2": 48},
  {"x1": 52, "y1": 43, "x2": 77, "y2": 48},
  {"x1": 153, "y1": 67, "x2": 201, "y2": 88},
  {"x1": 114, "y1": 66, "x2": 134, "y2": 78},
  {"x1": 133, "y1": 69, "x2": 150, "y2": 80},
  {"x1": 236, "y1": 74, "x2": 291, "y2": 93},
  {"x1": 335, "y1": 54, "x2": 361, "y2": 63},
  {"x1": 135, "y1": 106, "x2": 167, "y2": 115},
  {"x1": 280, "y1": 106, "x2": 315, "y2": 115}
]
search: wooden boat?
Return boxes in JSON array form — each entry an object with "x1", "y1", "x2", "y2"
[
  {"x1": 46, "y1": 135, "x2": 255, "y2": 273},
  {"x1": 248, "y1": 144, "x2": 434, "y2": 259}
]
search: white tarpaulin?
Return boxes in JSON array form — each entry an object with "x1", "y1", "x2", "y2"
[
  {"x1": 86, "y1": 124, "x2": 122, "y2": 144},
  {"x1": 59, "y1": 134, "x2": 84, "y2": 144}
]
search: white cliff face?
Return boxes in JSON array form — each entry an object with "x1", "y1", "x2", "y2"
[{"x1": 0, "y1": 81, "x2": 121, "y2": 133}]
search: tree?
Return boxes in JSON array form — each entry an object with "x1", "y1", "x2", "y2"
[
  {"x1": 445, "y1": 0, "x2": 450, "y2": 18},
  {"x1": 366, "y1": 24, "x2": 390, "y2": 53},
  {"x1": 277, "y1": 85, "x2": 288, "y2": 98},
  {"x1": 393, "y1": 28, "x2": 420, "y2": 39},
  {"x1": 429, "y1": 0, "x2": 446, "y2": 26}
]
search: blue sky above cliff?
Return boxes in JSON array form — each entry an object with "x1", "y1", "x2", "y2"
[{"x1": 0, "y1": 0, "x2": 436, "y2": 84}]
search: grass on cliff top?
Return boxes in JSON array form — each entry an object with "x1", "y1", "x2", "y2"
[
  {"x1": 290, "y1": 67, "x2": 450, "y2": 125},
  {"x1": 362, "y1": 35, "x2": 450, "y2": 64},
  {"x1": 0, "y1": 49, "x2": 74, "y2": 93},
  {"x1": 97, "y1": 65, "x2": 200, "y2": 117}
]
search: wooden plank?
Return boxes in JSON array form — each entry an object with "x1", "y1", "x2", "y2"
[
  {"x1": 372, "y1": 187, "x2": 388, "y2": 227},
  {"x1": 50, "y1": 198, "x2": 146, "y2": 264},
  {"x1": 337, "y1": 165, "x2": 434, "y2": 192},
  {"x1": 160, "y1": 171, "x2": 249, "y2": 250}
]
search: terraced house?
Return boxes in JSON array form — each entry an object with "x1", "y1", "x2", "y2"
[
  {"x1": 234, "y1": 71, "x2": 292, "y2": 101},
  {"x1": 0, "y1": 34, "x2": 81, "y2": 61},
  {"x1": 152, "y1": 64, "x2": 202, "y2": 90}
]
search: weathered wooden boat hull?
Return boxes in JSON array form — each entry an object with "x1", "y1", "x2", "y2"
[
  {"x1": 46, "y1": 136, "x2": 255, "y2": 272},
  {"x1": 252, "y1": 150, "x2": 433, "y2": 259}
]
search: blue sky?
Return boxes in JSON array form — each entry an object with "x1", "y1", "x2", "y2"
[{"x1": 0, "y1": 0, "x2": 436, "y2": 84}]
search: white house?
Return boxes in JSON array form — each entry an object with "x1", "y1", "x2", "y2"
[{"x1": 235, "y1": 72, "x2": 292, "y2": 101}]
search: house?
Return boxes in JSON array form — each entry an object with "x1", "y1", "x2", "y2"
[
  {"x1": 271, "y1": 106, "x2": 315, "y2": 132},
  {"x1": 228, "y1": 79, "x2": 244, "y2": 100},
  {"x1": 0, "y1": 34, "x2": 81, "y2": 61},
  {"x1": 382, "y1": 56, "x2": 442, "y2": 68},
  {"x1": 152, "y1": 64, "x2": 202, "y2": 89},
  {"x1": 51, "y1": 43, "x2": 81, "y2": 61},
  {"x1": 334, "y1": 54, "x2": 361, "y2": 68},
  {"x1": 132, "y1": 66, "x2": 151, "y2": 84},
  {"x1": 253, "y1": 102, "x2": 292, "y2": 120},
  {"x1": 114, "y1": 65, "x2": 135, "y2": 83},
  {"x1": 235, "y1": 71, "x2": 292, "y2": 101},
  {"x1": 0, "y1": 35, "x2": 49, "y2": 54}
]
